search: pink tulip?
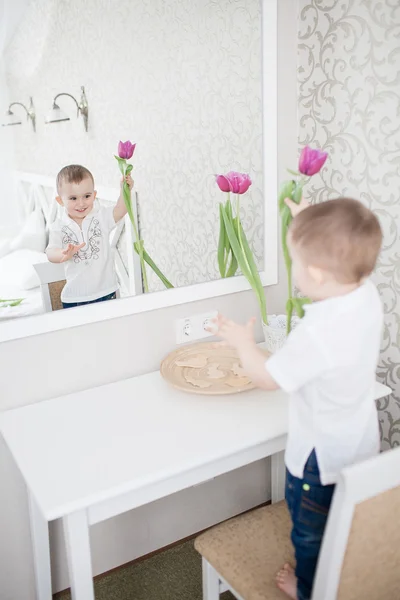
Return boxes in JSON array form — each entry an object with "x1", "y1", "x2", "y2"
[
  {"x1": 215, "y1": 175, "x2": 231, "y2": 192},
  {"x1": 215, "y1": 171, "x2": 252, "y2": 194},
  {"x1": 118, "y1": 140, "x2": 136, "y2": 160},
  {"x1": 298, "y1": 146, "x2": 328, "y2": 176}
]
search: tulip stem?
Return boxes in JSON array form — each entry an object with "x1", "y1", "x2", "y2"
[
  {"x1": 119, "y1": 161, "x2": 149, "y2": 293},
  {"x1": 116, "y1": 154, "x2": 174, "y2": 291},
  {"x1": 123, "y1": 181, "x2": 149, "y2": 293}
]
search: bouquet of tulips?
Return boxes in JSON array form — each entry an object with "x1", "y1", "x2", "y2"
[
  {"x1": 114, "y1": 141, "x2": 173, "y2": 292},
  {"x1": 216, "y1": 171, "x2": 268, "y2": 325},
  {"x1": 278, "y1": 145, "x2": 328, "y2": 333}
]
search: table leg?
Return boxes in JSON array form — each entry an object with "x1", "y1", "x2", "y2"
[
  {"x1": 63, "y1": 510, "x2": 94, "y2": 600},
  {"x1": 271, "y1": 450, "x2": 286, "y2": 503},
  {"x1": 28, "y1": 490, "x2": 52, "y2": 600}
]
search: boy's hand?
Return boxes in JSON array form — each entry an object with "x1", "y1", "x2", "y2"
[
  {"x1": 209, "y1": 313, "x2": 279, "y2": 391},
  {"x1": 60, "y1": 243, "x2": 85, "y2": 263},
  {"x1": 211, "y1": 314, "x2": 256, "y2": 350},
  {"x1": 121, "y1": 174, "x2": 134, "y2": 191},
  {"x1": 115, "y1": 176, "x2": 134, "y2": 222},
  {"x1": 284, "y1": 196, "x2": 309, "y2": 218}
]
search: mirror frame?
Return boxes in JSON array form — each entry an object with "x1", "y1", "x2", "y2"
[{"x1": 0, "y1": 0, "x2": 278, "y2": 343}]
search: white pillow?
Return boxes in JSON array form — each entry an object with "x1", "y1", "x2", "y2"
[
  {"x1": 0, "y1": 238, "x2": 10, "y2": 259},
  {"x1": 10, "y1": 209, "x2": 46, "y2": 253},
  {"x1": 0, "y1": 249, "x2": 49, "y2": 290}
]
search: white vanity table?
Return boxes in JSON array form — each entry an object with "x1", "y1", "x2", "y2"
[{"x1": 0, "y1": 374, "x2": 391, "y2": 600}]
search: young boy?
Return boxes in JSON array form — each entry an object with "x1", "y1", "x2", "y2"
[
  {"x1": 213, "y1": 196, "x2": 383, "y2": 600},
  {"x1": 47, "y1": 165, "x2": 133, "y2": 308}
]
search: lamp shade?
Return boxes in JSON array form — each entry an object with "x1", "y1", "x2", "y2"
[
  {"x1": 45, "y1": 105, "x2": 70, "y2": 124},
  {"x1": 2, "y1": 110, "x2": 22, "y2": 126}
]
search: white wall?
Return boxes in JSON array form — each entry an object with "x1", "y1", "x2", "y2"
[
  {"x1": 0, "y1": 1, "x2": 297, "y2": 597},
  {"x1": 0, "y1": 58, "x2": 17, "y2": 230},
  {"x1": 0, "y1": 0, "x2": 29, "y2": 231}
]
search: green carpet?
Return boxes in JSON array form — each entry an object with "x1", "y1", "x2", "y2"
[{"x1": 56, "y1": 538, "x2": 235, "y2": 600}]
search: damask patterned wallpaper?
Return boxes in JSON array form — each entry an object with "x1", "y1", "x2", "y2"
[
  {"x1": 298, "y1": 0, "x2": 400, "y2": 448},
  {"x1": 3, "y1": 0, "x2": 263, "y2": 291}
]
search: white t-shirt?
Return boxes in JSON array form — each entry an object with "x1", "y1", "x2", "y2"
[
  {"x1": 47, "y1": 205, "x2": 118, "y2": 303},
  {"x1": 266, "y1": 280, "x2": 383, "y2": 485}
]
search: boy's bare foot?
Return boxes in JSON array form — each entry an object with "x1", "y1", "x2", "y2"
[{"x1": 276, "y1": 563, "x2": 297, "y2": 599}]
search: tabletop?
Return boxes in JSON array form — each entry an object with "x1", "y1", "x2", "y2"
[{"x1": 0, "y1": 373, "x2": 390, "y2": 521}]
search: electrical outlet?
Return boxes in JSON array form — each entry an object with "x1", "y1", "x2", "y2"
[{"x1": 176, "y1": 311, "x2": 218, "y2": 344}]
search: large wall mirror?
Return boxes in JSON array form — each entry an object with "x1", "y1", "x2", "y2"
[{"x1": 0, "y1": 0, "x2": 277, "y2": 341}]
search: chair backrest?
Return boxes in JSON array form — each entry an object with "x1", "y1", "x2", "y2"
[
  {"x1": 33, "y1": 262, "x2": 66, "y2": 312},
  {"x1": 312, "y1": 446, "x2": 400, "y2": 600}
]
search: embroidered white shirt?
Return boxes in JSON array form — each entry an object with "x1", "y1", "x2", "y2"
[
  {"x1": 47, "y1": 205, "x2": 118, "y2": 303},
  {"x1": 266, "y1": 280, "x2": 383, "y2": 485}
]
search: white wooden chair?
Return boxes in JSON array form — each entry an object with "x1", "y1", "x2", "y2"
[{"x1": 195, "y1": 446, "x2": 400, "y2": 600}]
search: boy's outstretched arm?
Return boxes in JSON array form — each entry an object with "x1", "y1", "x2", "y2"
[
  {"x1": 114, "y1": 174, "x2": 134, "y2": 223},
  {"x1": 46, "y1": 243, "x2": 85, "y2": 263},
  {"x1": 211, "y1": 314, "x2": 279, "y2": 391}
]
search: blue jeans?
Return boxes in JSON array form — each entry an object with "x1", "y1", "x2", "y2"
[
  {"x1": 62, "y1": 291, "x2": 117, "y2": 309},
  {"x1": 285, "y1": 450, "x2": 335, "y2": 600}
]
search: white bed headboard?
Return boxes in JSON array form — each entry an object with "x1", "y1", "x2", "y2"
[{"x1": 13, "y1": 171, "x2": 123, "y2": 228}]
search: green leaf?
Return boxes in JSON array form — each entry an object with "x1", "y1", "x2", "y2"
[
  {"x1": 226, "y1": 253, "x2": 238, "y2": 278},
  {"x1": 292, "y1": 296, "x2": 312, "y2": 319},
  {"x1": 0, "y1": 298, "x2": 24, "y2": 306},
  {"x1": 126, "y1": 164, "x2": 133, "y2": 175},
  {"x1": 287, "y1": 168, "x2": 301, "y2": 177},
  {"x1": 232, "y1": 211, "x2": 240, "y2": 236},
  {"x1": 221, "y1": 205, "x2": 252, "y2": 281},
  {"x1": 218, "y1": 203, "x2": 227, "y2": 278},
  {"x1": 114, "y1": 155, "x2": 126, "y2": 176},
  {"x1": 222, "y1": 205, "x2": 267, "y2": 323},
  {"x1": 278, "y1": 180, "x2": 295, "y2": 214},
  {"x1": 123, "y1": 184, "x2": 135, "y2": 225},
  {"x1": 134, "y1": 243, "x2": 174, "y2": 289},
  {"x1": 237, "y1": 221, "x2": 268, "y2": 324},
  {"x1": 224, "y1": 198, "x2": 233, "y2": 253},
  {"x1": 222, "y1": 198, "x2": 239, "y2": 278},
  {"x1": 293, "y1": 181, "x2": 304, "y2": 205},
  {"x1": 9, "y1": 299, "x2": 24, "y2": 307},
  {"x1": 225, "y1": 205, "x2": 239, "y2": 277}
]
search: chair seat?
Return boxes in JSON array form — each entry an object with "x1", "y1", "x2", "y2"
[{"x1": 195, "y1": 501, "x2": 294, "y2": 600}]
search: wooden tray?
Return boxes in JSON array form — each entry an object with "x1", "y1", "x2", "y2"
[{"x1": 160, "y1": 342, "x2": 268, "y2": 395}]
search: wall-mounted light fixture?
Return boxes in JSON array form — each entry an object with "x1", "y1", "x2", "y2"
[
  {"x1": 45, "y1": 86, "x2": 89, "y2": 132},
  {"x1": 2, "y1": 97, "x2": 36, "y2": 131}
]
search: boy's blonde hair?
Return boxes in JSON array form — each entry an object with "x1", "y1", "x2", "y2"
[
  {"x1": 290, "y1": 198, "x2": 382, "y2": 283},
  {"x1": 56, "y1": 165, "x2": 94, "y2": 194}
]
